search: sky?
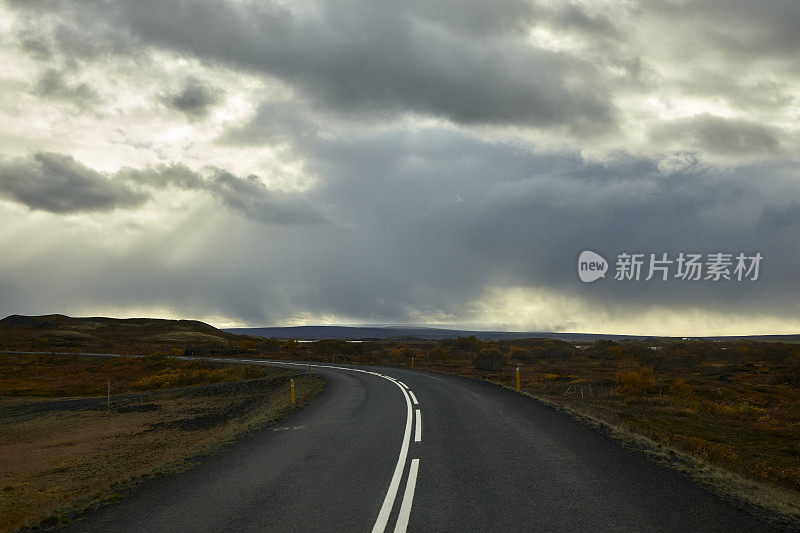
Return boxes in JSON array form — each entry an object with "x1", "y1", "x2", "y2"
[{"x1": 0, "y1": 0, "x2": 799, "y2": 335}]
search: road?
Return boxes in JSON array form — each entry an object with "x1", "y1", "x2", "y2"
[{"x1": 63, "y1": 361, "x2": 781, "y2": 532}]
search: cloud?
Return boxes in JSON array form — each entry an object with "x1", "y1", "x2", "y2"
[
  {"x1": 0, "y1": 152, "x2": 148, "y2": 213},
  {"x1": 162, "y1": 76, "x2": 223, "y2": 118},
  {"x1": 8, "y1": 0, "x2": 619, "y2": 134},
  {"x1": 33, "y1": 68, "x2": 99, "y2": 108},
  {"x1": 0, "y1": 152, "x2": 323, "y2": 223},
  {"x1": 649, "y1": 0, "x2": 800, "y2": 62},
  {"x1": 18, "y1": 30, "x2": 52, "y2": 60},
  {"x1": 121, "y1": 162, "x2": 325, "y2": 224},
  {"x1": 651, "y1": 114, "x2": 782, "y2": 156},
  {"x1": 205, "y1": 168, "x2": 323, "y2": 224},
  {"x1": 1, "y1": 0, "x2": 800, "y2": 333}
]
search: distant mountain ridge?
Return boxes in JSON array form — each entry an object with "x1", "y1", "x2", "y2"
[
  {"x1": 3, "y1": 315, "x2": 797, "y2": 344},
  {"x1": 225, "y1": 325, "x2": 800, "y2": 342},
  {"x1": 225, "y1": 325, "x2": 653, "y2": 341}
]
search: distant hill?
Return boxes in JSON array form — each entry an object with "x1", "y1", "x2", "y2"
[
  {"x1": 225, "y1": 325, "x2": 800, "y2": 342},
  {"x1": 4, "y1": 315, "x2": 797, "y2": 351},
  {"x1": 224, "y1": 325, "x2": 654, "y2": 341},
  {"x1": 0, "y1": 314, "x2": 238, "y2": 353}
]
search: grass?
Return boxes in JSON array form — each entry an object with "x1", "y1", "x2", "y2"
[
  {"x1": 0, "y1": 359, "x2": 323, "y2": 533},
  {"x1": 0, "y1": 353, "x2": 268, "y2": 397}
]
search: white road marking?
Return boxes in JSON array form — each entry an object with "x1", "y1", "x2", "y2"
[
  {"x1": 397, "y1": 381, "x2": 409, "y2": 389},
  {"x1": 264, "y1": 360, "x2": 415, "y2": 533},
  {"x1": 394, "y1": 458, "x2": 420, "y2": 533},
  {"x1": 414, "y1": 410, "x2": 422, "y2": 442},
  {"x1": 371, "y1": 382, "x2": 412, "y2": 533},
  {"x1": 408, "y1": 390, "x2": 419, "y2": 405}
]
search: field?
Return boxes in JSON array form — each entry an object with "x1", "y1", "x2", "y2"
[
  {"x1": 0, "y1": 354, "x2": 322, "y2": 532},
  {"x1": 0, "y1": 352, "x2": 269, "y2": 397}
]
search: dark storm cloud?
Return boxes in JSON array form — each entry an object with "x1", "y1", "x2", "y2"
[
  {"x1": 3, "y1": 0, "x2": 800, "y2": 330},
  {"x1": 0, "y1": 152, "x2": 148, "y2": 213},
  {"x1": 2, "y1": 136, "x2": 799, "y2": 327},
  {"x1": 208, "y1": 119, "x2": 800, "y2": 323},
  {"x1": 406, "y1": 0, "x2": 537, "y2": 36},
  {"x1": 0, "y1": 153, "x2": 323, "y2": 223},
  {"x1": 9, "y1": 0, "x2": 618, "y2": 133},
  {"x1": 162, "y1": 76, "x2": 224, "y2": 118}
]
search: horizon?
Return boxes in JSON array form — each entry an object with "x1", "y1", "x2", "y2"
[{"x1": 5, "y1": 312, "x2": 800, "y2": 339}]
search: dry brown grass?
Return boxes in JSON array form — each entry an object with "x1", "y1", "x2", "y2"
[
  {"x1": 0, "y1": 353, "x2": 268, "y2": 397},
  {"x1": 0, "y1": 372, "x2": 323, "y2": 532}
]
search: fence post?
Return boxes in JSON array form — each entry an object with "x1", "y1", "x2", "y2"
[
  {"x1": 515, "y1": 367, "x2": 520, "y2": 391},
  {"x1": 411, "y1": 357, "x2": 414, "y2": 370},
  {"x1": 291, "y1": 379, "x2": 296, "y2": 404}
]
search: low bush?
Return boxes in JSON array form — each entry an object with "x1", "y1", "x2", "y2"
[
  {"x1": 616, "y1": 366, "x2": 656, "y2": 395},
  {"x1": 472, "y1": 348, "x2": 507, "y2": 372}
]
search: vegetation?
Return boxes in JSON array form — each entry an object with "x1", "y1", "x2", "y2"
[
  {"x1": 471, "y1": 348, "x2": 506, "y2": 371},
  {"x1": 0, "y1": 372, "x2": 322, "y2": 533},
  {"x1": 615, "y1": 366, "x2": 656, "y2": 395},
  {"x1": 0, "y1": 353, "x2": 268, "y2": 397}
]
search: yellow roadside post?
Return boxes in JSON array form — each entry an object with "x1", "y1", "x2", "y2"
[
  {"x1": 290, "y1": 379, "x2": 296, "y2": 404},
  {"x1": 515, "y1": 367, "x2": 521, "y2": 391}
]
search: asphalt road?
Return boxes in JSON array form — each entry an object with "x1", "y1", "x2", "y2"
[{"x1": 62, "y1": 361, "x2": 782, "y2": 532}]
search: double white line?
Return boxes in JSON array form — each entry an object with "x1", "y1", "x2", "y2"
[
  {"x1": 372, "y1": 378, "x2": 421, "y2": 533},
  {"x1": 258, "y1": 361, "x2": 422, "y2": 533}
]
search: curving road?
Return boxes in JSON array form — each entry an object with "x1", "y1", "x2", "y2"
[{"x1": 64, "y1": 361, "x2": 780, "y2": 532}]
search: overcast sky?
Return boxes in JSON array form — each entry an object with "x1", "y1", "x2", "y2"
[{"x1": 1, "y1": 0, "x2": 799, "y2": 335}]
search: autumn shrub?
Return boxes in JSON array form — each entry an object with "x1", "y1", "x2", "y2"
[
  {"x1": 508, "y1": 345, "x2": 533, "y2": 363},
  {"x1": 428, "y1": 347, "x2": 448, "y2": 362},
  {"x1": 616, "y1": 366, "x2": 656, "y2": 395},
  {"x1": 132, "y1": 364, "x2": 266, "y2": 390},
  {"x1": 669, "y1": 378, "x2": 695, "y2": 400},
  {"x1": 472, "y1": 348, "x2": 507, "y2": 372}
]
